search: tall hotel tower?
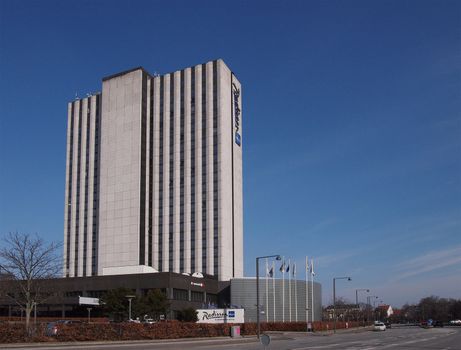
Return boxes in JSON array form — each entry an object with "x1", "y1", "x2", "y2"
[{"x1": 63, "y1": 59, "x2": 243, "y2": 281}]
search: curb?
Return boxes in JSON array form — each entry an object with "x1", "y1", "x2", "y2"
[{"x1": 0, "y1": 336, "x2": 259, "y2": 349}]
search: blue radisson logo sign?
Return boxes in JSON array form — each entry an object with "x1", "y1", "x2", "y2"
[{"x1": 232, "y1": 82, "x2": 241, "y2": 146}]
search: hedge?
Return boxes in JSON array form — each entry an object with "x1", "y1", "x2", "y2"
[{"x1": 0, "y1": 320, "x2": 371, "y2": 343}]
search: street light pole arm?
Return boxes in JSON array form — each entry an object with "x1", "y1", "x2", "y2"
[
  {"x1": 333, "y1": 276, "x2": 351, "y2": 333},
  {"x1": 257, "y1": 255, "x2": 282, "y2": 261}
]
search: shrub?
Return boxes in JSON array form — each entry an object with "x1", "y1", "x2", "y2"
[
  {"x1": 0, "y1": 320, "x2": 371, "y2": 343},
  {"x1": 177, "y1": 308, "x2": 198, "y2": 322}
]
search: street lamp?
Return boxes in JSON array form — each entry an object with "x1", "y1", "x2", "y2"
[
  {"x1": 355, "y1": 289, "x2": 369, "y2": 308},
  {"x1": 87, "y1": 308, "x2": 92, "y2": 323},
  {"x1": 367, "y1": 295, "x2": 378, "y2": 322},
  {"x1": 333, "y1": 276, "x2": 351, "y2": 333},
  {"x1": 125, "y1": 295, "x2": 136, "y2": 321},
  {"x1": 256, "y1": 254, "x2": 281, "y2": 339},
  {"x1": 355, "y1": 289, "x2": 369, "y2": 325}
]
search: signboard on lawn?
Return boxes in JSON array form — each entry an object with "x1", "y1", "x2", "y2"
[{"x1": 196, "y1": 309, "x2": 244, "y2": 324}]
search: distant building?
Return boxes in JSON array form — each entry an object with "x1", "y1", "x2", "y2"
[
  {"x1": 376, "y1": 304, "x2": 394, "y2": 318},
  {"x1": 323, "y1": 304, "x2": 361, "y2": 321}
]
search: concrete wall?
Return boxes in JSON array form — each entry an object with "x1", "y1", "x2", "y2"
[{"x1": 98, "y1": 70, "x2": 144, "y2": 274}]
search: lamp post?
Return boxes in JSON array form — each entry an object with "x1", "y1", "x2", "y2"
[
  {"x1": 373, "y1": 299, "x2": 382, "y2": 320},
  {"x1": 125, "y1": 295, "x2": 136, "y2": 321},
  {"x1": 256, "y1": 254, "x2": 281, "y2": 339},
  {"x1": 333, "y1": 276, "x2": 351, "y2": 333},
  {"x1": 367, "y1": 295, "x2": 378, "y2": 323},
  {"x1": 355, "y1": 289, "x2": 369, "y2": 324},
  {"x1": 355, "y1": 289, "x2": 369, "y2": 308}
]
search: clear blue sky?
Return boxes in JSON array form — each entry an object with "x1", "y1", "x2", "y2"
[{"x1": 1, "y1": 0, "x2": 460, "y2": 307}]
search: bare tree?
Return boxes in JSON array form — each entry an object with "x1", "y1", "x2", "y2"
[{"x1": 0, "y1": 232, "x2": 61, "y2": 330}]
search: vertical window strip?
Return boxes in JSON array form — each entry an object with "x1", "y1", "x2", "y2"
[
  {"x1": 213, "y1": 61, "x2": 218, "y2": 275},
  {"x1": 191, "y1": 69, "x2": 196, "y2": 273},
  {"x1": 158, "y1": 76, "x2": 164, "y2": 271},
  {"x1": 91, "y1": 95, "x2": 100, "y2": 276},
  {"x1": 148, "y1": 78, "x2": 154, "y2": 266},
  {"x1": 201, "y1": 64, "x2": 207, "y2": 272},
  {"x1": 74, "y1": 101, "x2": 83, "y2": 276},
  {"x1": 83, "y1": 99, "x2": 91, "y2": 276},
  {"x1": 66, "y1": 103, "x2": 74, "y2": 276},
  {"x1": 169, "y1": 74, "x2": 174, "y2": 271},
  {"x1": 139, "y1": 73, "x2": 147, "y2": 265},
  {"x1": 180, "y1": 70, "x2": 185, "y2": 272}
]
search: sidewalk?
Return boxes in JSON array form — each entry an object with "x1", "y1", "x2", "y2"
[{"x1": 0, "y1": 335, "x2": 258, "y2": 349}]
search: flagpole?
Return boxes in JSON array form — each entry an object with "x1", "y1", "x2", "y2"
[
  {"x1": 288, "y1": 258, "x2": 292, "y2": 322},
  {"x1": 265, "y1": 258, "x2": 269, "y2": 322},
  {"x1": 294, "y1": 262, "x2": 298, "y2": 321},
  {"x1": 272, "y1": 260, "x2": 276, "y2": 322},
  {"x1": 305, "y1": 256, "x2": 309, "y2": 325},
  {"x1": 282, "y1": 257, "x2": 285, "y2": 322},
  {"x1": 311, "y1": 258, "x2": 315, "y2": 322}
]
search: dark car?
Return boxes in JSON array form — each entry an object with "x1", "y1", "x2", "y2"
[
  {"x1": 384, "y1": 321, "x2": 392, "y2": 329},
  {"x1": 46, "y1": 322, "x2": 59, "y2": 336},
  {"x1": 433, "y1": 321, "x2": 444, "y2": 328},
  {"x1": 420, "y1": 321, "x2": 429, "y2": 328},
  {"x1": 46, "y1": 320, "x2": 82, "y2": 336}
]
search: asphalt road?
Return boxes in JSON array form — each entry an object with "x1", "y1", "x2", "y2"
[{"x1": 2, "y1": 326, "x2": 461, "y2": 350}]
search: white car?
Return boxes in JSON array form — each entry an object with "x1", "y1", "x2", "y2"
[
  {"x1": 374, "y1": 321, "x2": 386, "y2": 331},
  {"x1": 450, "y1": 320, "x2": 461, "y2": 325}
]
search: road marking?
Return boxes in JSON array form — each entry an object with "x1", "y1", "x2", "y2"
[
  {"x1": 290, "y1": 344, "x2": 342, "y2": 349},
  {"x1": 200, "y1": 342, "x2": 255, "y2": 349},
  {"x1": 358, "y1": 336, "x2": 444, "y2": 350}
]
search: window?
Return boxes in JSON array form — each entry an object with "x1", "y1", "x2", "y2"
[
  {"x1": 173, "y1": 288, "x2": 188, "y2": 301},
  {"x1": 191, "y1": 291, "x2": 203, "y2": 302}
]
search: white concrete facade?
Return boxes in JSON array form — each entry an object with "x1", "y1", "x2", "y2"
[
  {"x1": 64, "y1": 59, "x2": 243, "y2": 281},
  {"x1": 63, "y1": 94, "x2": 100, "y2": 277}
]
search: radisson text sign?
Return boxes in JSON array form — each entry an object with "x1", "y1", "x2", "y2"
[
  {"x1": 232, "y1": 82, "x2": 241, "y2": 146},
  {"x1": 196, "y1": 308, "x2": 244, "y2": 323}
]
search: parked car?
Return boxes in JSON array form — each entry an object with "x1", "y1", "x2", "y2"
[
  {"x1": 46, "y1": 320, "x2": 82, "y2": 336},
  {"x1": 449, "y1": 320, "x2": 461, "y2": 325},
  {"x1": 433, "y1": 321, "x2": 444, "y2": 328},
  {"x1": 142, "y1": 314, "x2": 156, "y2": 324},
  {"x1": 420, "y1": 321, "x2": 429, "y2": 328},
  {"x1": 373, "y1": 321, "x2": 386, "y2": 331},
  {"x1": 46, "y1": 322, "x2": 59, "y2": 336}
]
